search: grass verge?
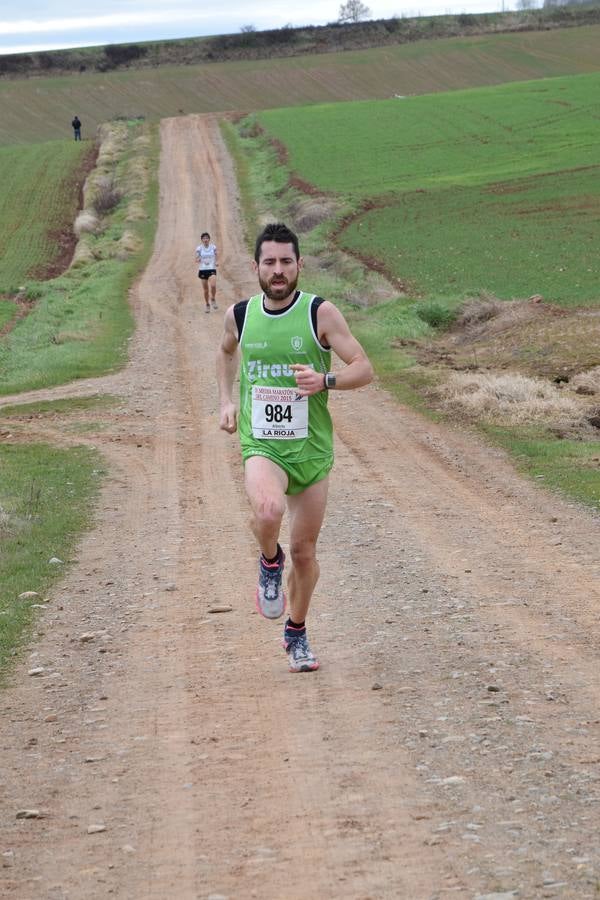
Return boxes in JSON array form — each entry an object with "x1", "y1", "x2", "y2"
[
  {"x1": 220, "y1": 119, "x2": 259, "y2": 255},
  {"x1": 0, "y1": 299, "x2": 17, "y2": 330},
  {"x1": 0, "y1": 395, "x2": 120, "y2": 417},
  {"x1": 0, "y1": 441, "x2": 105, "y2": 678},
  {"x1": 482, "y1": 425, "x2": 600, "y2": 510},
  {"x1": 0, "y1": 120, "x2": 159, "y2": 395}
]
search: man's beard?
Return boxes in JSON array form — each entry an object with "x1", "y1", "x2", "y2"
[{"x1": 259, "y1": 272, "x2": 299, "y2": 302}]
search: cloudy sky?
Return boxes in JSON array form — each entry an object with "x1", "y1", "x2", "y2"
[{"x1": 0, "y1": 0, "x2": 517, "y2": 56}]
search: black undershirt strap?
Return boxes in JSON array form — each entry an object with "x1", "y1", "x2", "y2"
[{"x1": 234, "y1": 294, "x2": 330, "y2": 350}]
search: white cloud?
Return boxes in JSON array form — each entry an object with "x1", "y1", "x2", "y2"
[
  {"x1": 0, "y1": 0, "x2": 512, "y2": 55},
  {"x1": 0, "y1": 39, "x2": 102, "y2": 54},
  {"x1": 0, "y1": 11, "x2": 242, "y2": 36}
]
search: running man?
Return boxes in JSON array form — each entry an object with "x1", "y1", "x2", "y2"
[
  {"x1": 216, "y1": 222, "x2": 373, "y2": 672},
  {"x1": 195, "y1": 232, "x2": 218, "y2": 312}
]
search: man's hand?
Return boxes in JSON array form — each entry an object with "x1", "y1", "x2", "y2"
[
  {"x1": 291, "y1": 364, "x2": 325, "y2": 397},
  {"x1": 219, "y1": 402, "x2": 238, "y2": 433}
]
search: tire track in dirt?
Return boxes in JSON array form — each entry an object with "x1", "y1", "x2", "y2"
[{"x1": 334, "y1": 392, "x2": 600, "y2": 675}]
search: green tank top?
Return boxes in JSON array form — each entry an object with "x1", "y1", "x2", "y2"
[{"x1": 239, "y1": 291, "x2": 333, "y2": 464}]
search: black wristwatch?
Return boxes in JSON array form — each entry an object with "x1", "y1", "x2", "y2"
[{"x1": 324, "y1": 372, "x2": 337, "y2": 390}]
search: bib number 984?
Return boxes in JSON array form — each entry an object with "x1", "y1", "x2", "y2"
[
  {"x1": 264, "y1": 403, "x2": 292, "y2": 424},
  {"x1": 252, "y1": 386, "x2": 308, "y2": 439}
]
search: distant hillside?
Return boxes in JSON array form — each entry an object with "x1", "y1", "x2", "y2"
[
  {"x1": 1, "y1": 20, "x2": 600, "y2": 146},
  {"x1": 2, "y1": 5, "x2": 600, "y2": 78}
]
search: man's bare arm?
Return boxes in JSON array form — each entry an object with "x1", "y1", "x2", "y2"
[
  {"x1": 216, "y1": 306, "x2": 240, "y2": 433},
  {"x1": 292, "y1": 301, "x2": 374, "y2": 397}
]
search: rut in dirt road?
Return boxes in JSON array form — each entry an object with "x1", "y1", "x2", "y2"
[{"x1": 1, "y1": 114, "x2": 600, "y2": 900}]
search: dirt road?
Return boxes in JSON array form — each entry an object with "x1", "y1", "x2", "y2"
[{"x1": 2, "y1": 115, "x2": 600, "y2": 900}]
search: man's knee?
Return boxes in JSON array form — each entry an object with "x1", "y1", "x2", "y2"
[
  {"x1": 254, "y1": 496, "x2": 285, "y2": 530},
  {"x1": 290, "y1": 538, "x2": 318, "y2": 570}
]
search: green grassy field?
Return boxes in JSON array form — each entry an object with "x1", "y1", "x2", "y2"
[
  {"x1": 0, "y1": 441, "x2": 103, "y2": 675},
  {"x1": 258, "y1": 73, "x2": 600, "y2": 196},
  {"x1": 254, "y1": 72, "x2": 600, "y2": 305},
  {"x1": 1, "y1": 25, "x2": 600, "y2": 145},
  {"x1": 482, "y1": 425, "x2": 600, "y2": 509},
  {"x1": 0, "y1": 121, "x2": 158, "y2": 395},
  {"x1": 343, "y1": 170, "x2": 599, "y2": 305},
  {"x1": 0, "y1": 262, "x2": 136, "y2": 394},
  {"x1": 0, "y1": 300, "x2": 17, "y2": 330},
  {"x1": 0, "y1": 141, "x2": 93, "y2": 288}
]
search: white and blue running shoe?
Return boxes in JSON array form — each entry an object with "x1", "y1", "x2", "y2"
[
  {"x1": 256, "y1": 549, "x2": 286, "y2": 619},
  {"x1": 283, "y1": 627, "x2": 320, "y2": 673}
]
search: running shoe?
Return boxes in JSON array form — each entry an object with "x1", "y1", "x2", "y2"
[
  {"x1": 204, "y1": 306, "x2": 210, "y2": 313},
  {"x1": 211, "y1": 301, "x2": 218, "y2": 309},
  {"x1": 284, "y1": 630, "x2": 320, "y2": 673},
  {"x1": 256, "y1": 549, "x2": 286, "y2": 619}
]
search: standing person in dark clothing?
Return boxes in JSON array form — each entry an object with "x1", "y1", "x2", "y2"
[{"x1": 72, "y1": 116, "x2": 82, "y2": 141}]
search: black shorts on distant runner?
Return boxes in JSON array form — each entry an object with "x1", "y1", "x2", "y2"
[{"x1": 198, "y1": 269, "x2": 216, "y2": 280}]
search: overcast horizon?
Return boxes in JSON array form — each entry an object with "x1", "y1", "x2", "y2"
[{"x1": 0, "y1": 0, "x2": 521, "y2": 56}]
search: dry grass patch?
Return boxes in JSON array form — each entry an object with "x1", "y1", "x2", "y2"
[
  {"x1": 571, "y1": 365, "x2": 600, "y2": 396},
  {"x1": 417, "y1": 300, "x2": 600, "y2": 437},
  {"x1": 70, "y1": 239, "x2": 97, "y2": 267},
  {"x1": 418, "y1": 298, "x2": 600, "y2": 380},
  {"x1": 116, "y1": 229, "x2": 143, "y2": 259},
  {"x1": 95, "y1": 123, "x2": 129, "y2": 168},
  {"x1": 69, "y1": 120, "x2": 153, "y2": 271},
  {"x1": 0, "y1": 505, "x2": 11, "y2": 536},
  {"x1": 51, "y1": 330, "x2": 92, "y2": 345},
  {"x1": 449, "y1": 295, "x2": 551, "y2": 344},
  {"x1": 436, "y1": 371, "x2": 582, "y2": 427},
  {"x1": 91, "y1": 176, "x2": 123, "y2": 215},
  {"x1": 125, "y1": 200, "x2": 148, "y2": 222},
  {"x1": 74, "y1": 210, "x2": 99, "y2": 237},
  {"x1": 288, "y1": 196, "x2": 340, "y2": 233},
  {"x1": 70, "y1": 125, "x2": 127, "y2": 266}
]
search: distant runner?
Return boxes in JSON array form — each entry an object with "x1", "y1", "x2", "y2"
[
  {"x1": 195, "y1": 232, "x2": 218, "y2": 313},
  {"x1": 216, "y1": 222, "x2": 373, "y2": 672}
]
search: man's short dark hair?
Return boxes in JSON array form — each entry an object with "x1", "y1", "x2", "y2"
[
  {"x1": 201, "y1": 231, "x2": 210, "y2": 239},
  {"x1": 254, "y1": 223, "x2": 300, "y2": 263}
]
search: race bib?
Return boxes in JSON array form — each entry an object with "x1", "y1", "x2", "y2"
[{"x1": 251, "y1": 385, "x2": 308, "y2": 440}]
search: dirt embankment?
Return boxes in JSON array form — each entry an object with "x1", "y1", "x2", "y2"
[{"x1": 1, "y1": 115, "x2": 600, "y2": 899}]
